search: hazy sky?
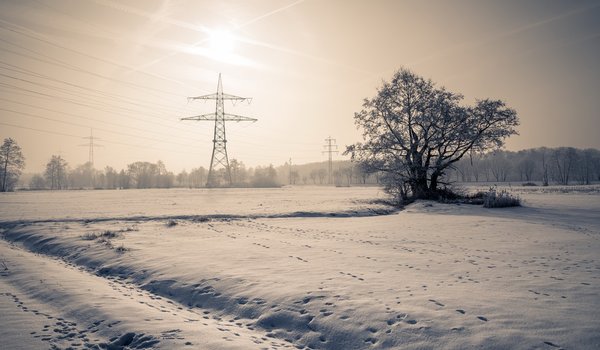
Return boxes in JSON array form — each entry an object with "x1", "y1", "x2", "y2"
[{"x1": 1, "y1": 0, "x2": 599, "y2": 173}]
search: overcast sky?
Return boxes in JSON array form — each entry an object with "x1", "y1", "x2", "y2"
[{"x1": 1, "y1": 0, "x2": 599, "y2": 173}]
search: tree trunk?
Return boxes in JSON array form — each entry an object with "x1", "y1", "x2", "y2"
[
  {"x1": 411, "y1": 173, "x2": 429, "y2": 199},
  {"x1": 430, "y1": 173, "x2": 439, "y2": 194}
]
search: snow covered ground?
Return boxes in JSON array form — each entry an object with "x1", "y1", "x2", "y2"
[{"x1": 1, "y1": 186, "x2": 599, "y2": 349}]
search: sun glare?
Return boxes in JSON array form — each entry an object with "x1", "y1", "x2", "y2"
[
  {"x1": 208, "y1": 29, "x2": 235, "y2": 56},
  {"x1": 182, "y1": 28, "x2": 257, "y2": 67}
]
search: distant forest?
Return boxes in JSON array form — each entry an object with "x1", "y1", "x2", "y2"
[{"x1": 16, "y1": 146, "x2": 600, "y2": 190}]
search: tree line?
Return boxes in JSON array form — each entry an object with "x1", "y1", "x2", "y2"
[
  {"x1": 275, "y1": 160, "x2": 380, "y2": 186},
  {"x1": 25, "y1": 156, "x2": 281, "y2": 190},
  {"x1": 447, "y1": 147, "x2": 600, "y2": 185}
]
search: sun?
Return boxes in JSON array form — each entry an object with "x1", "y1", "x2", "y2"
[
  {"x1": 183, "y1": 28, "x2": 255, "y2": 66},
  {"x1": 208, "y1": 29, "x2": 235, "y2": 57}
]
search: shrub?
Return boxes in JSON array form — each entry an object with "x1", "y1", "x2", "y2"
[
  {"x1": 115, "y1": 244, "x2": 129, "y2": 253},
  {"x1": 483, "y1": 187, "x2": 521, "y2": 208},
  {"x1": 100, "y1": 230, "x2": 119, "y2": 238},
  {"x1": 81, "y1": 232, "x2": 99, "y2": 240},
  {"x1": 166, "y1": 220, "x2": 178, "y2": 227},
  {"x1": 97, "y1": 237, "x2": 114, "y2": 248}
]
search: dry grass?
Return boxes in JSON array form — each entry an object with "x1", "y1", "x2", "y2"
[{"x1": 483, "y1": 188, "x2": 521, "y2": 208}]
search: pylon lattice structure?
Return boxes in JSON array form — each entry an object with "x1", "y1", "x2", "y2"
[
  {"x1": 181, "y1": 74, "x2": 257, "y2": 187},
  {"x1": 322, "y1": 136, "x2": 338, "y2": 185},
  {"x1": 78, "y1": 129, "x2": 103, "y2": 188},
  {"x1": 79, "y1": 129, "x2": 103, "y2": 167}
]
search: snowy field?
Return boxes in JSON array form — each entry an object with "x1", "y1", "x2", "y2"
[{"x1": 0, "y1": 186, "x2": 599, "y2": 349}]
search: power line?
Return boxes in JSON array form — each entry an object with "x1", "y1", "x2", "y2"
[
  {"x1": 0, "y1": 60, "x2": 196, "y2": 124},
  {"x1": 0, "y1": 61, "x2": 187, "y2": 114},
  {"x1": 0, "y1": 96, "x2": 201, "y2": 144},
  {"x1": 0, "y1": 107, "x2": 203, "y2": 149},
  {"x1": 0, "y1": 121, "x2": 204, "y2": 156},
  {"x1": 0, "y1": 81, "x2": 208, "y2": 140},
  {"x1": 0, "y1": 19, "x2": 210, "y2": 94},
  {"x1": 0, "y1": 36, "x2": 192, "y2": 100}
]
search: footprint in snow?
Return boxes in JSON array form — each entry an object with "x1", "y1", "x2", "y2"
[{"x1": 428, "y1": 299, "x2": 444, "y2": 307}]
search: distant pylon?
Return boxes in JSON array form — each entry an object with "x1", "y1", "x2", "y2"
[
  {"x1": 78, "y1": 129, "x2": 103, "y2": 188},
  {"x1": 180, "y1": 74, "x2": 257, "y2": 187},
  {"x1": 79, "y1": 129, "x2": 103, "y2": 167},
  {"x1": 322, "y1": 136, "x2": 338, "y2": 185}
]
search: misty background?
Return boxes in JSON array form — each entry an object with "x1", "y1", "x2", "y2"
[{"x1": 1, "y1": 0, "x2": 599, "y2": 175}]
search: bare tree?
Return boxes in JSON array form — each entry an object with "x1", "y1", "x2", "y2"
[
  {"x1": 176, "y1": 170, "x2": 189, "y2": 187},
  {"x1": 251, "y1": 165, "x2": 278, "y2": 187},
  {"x1": 189, "y1": 167, "x2": 207, "y2": 188},
  {"x1": 44, "y1": 155, "x2": 68, "y2": 190},
  {"x1": 489, "y1": 152, "x2": 512, "y2": 182},
  {"x1": 29, "y1": 174, "x2": 46, "y2": 190},
  {"x1": 539, "y1": 147, "x2": 550, "y2": 186},
  {"x1": 0, "y1": 138, "x2": 25, "y2": 192},
  {"x1": 517, "y1": 153, "x2": 536, "y2": 182},
  {"x1": 317, "y1": 168, "x2": 327, "y2": 184},
  {"x1": 290, "y1": 170, "x2": 300, "y2": 185},
  {"x1": 340, "y1": 166, "x2": 353, "y2": 185},
  {"x1": 346, "y1": 68, "x2": 518, "y2": 200},
  {"x1": 118, "y1": 169, "x2": 130, "y2": 189},
  {"x1": 571, "y1": 148, "x2": 598, "y2": 185},
  {"x1": 552, "y1": 147, "x2": 577, "y2": 185},
  {"x1": 104, "y1": 166, "x2": 119, "y2": 189},
  {"x1": 309, "y1": 169, "x2": 318, "y2": 184},
  {"x1": 69, "y1": 162, "x2": 95, "y2": 189},
  {"x1": 127, "y1": 161, "x2": 158, "y2": 188}
]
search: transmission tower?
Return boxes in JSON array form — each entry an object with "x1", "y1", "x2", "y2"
[
  {"x1": 78, "y1": 129, "x2": 103, "y2": 188},
  {"x1": 79, "y1": 129, "x2": 103, "y2": 167},
  {"x1": 322, "y1": 136, "x2": 338, "y2": 185},
  {"x1": 181, "y1": 74, "x2": 257, "y2": 187}
]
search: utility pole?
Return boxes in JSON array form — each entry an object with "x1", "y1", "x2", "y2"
[
  {"x1": 180, "y1": 74, "x2": 257, "y2": 187},
  {"x1": 322, "y1": 136, "x2": 338, "y2": 185}
]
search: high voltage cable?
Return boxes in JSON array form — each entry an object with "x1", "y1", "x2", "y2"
[
  {"x1": 0, "y1": 81, "x2": 210, "y2": 140},
  {"x1": 0, "y1": 78, "x2": 207, "y2": 140},
  {"x1": 0, "y1": 70, "x2": 192, "y2": 123},
  {"x1": 0, "y1": 19, "x2": 211, "y2": 94},
  {"x1": 0, "y1": 45, "x2": 216, "y2": 139},
  {"x1": 0, "y1": 46, "x2": 191, "y2": 118},
  {"x1": 0, "y1": 97, "x2": 198, "y2": 144},
  {"x1": 0, "y1": 86, "x2": 213, "y2": 144},
  {"x1": 0, "y1": 61, "x2": 188, "y2": 114},
  {"x1": 0, "y1": 104, "x2": 203, "y2": 148},
  {"x1": 0, "y1": 121, "x2": 204, "y2": 156},
  {"x1": 0, "y1": 38, "x2": 188, "y2": 100}
]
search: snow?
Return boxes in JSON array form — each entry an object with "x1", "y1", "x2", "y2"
[{"x1": 1, "y1": 186, "x2": 599, "y2": 349}]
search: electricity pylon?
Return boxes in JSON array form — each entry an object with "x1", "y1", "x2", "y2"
[
  {"x1": 78, "y1": 129, "x2": 103, "y2": 188},
  {"x1": 322, "y1": 136, "x2": 338, "y2": 185},
  {"x1": 79, "y1": 129, "x2": 103, "y2": 167},
  {"x1": 181, "y1": 74, "x2": 257, "y2": 187}
]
